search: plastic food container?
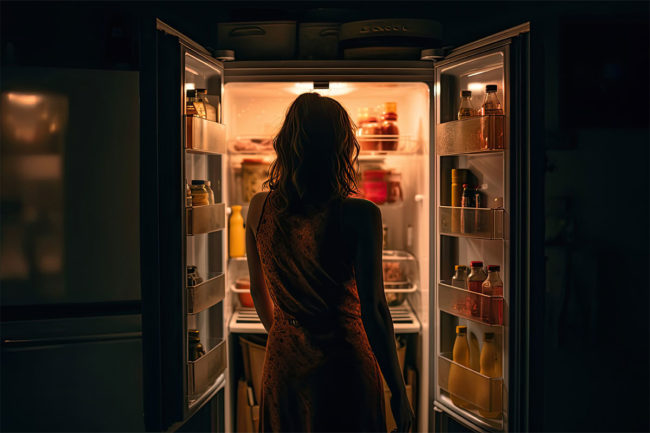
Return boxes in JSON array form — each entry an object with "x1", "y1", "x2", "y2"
[
  {"x1": 217, "y1": 21, "x2": 296, "y2": 60},
  {"x1": 298, "y1": 23, "x2": 339, "y2": 59},
  {"x1": 362, "y1": 169, "x2": 389, "y2": 204},
  {"x1": 382, "y1": 250, "x2": 419, "y2": 306}
]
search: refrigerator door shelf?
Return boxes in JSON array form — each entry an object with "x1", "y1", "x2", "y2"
[
  {"x1": 229, "y1": 304, "x2": 421, "y2": 334},
  {"x1": 187, "y1": 273, "x2": 226, "y2": 314},
  {"x1": 438, "y1": 281, "x2": 504, "y2": 326},
  {"x1": 187, "y1": 338, "x2": 227, "y2": 401},
  {"x1": 437, "y1": 115, "x2": 505, "y2": 156},
  {"x1": 185, "y1": 116, "x2": 226, "y2": 155},
  {"x1": 186, "y1": 203, "x2": 226, "y2": 235},
  {"x1": 439, "y1": 206, "x2": 505, "y2": 239},
  {"x1": 438, "y1": 353, "x2": 503, "y2": 414}
]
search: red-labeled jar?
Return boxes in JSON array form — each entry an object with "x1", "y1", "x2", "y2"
[
  {"x1": 362, "y1": 169, "x2": 388, "y2": 204},
  {"x1": 380, "y1": 102, "x2": 399, "y2": 151}
]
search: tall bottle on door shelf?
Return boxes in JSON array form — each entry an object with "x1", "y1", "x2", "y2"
[
  {"x1": 478, "y1": 332, "x2": 502, "y2": 418},
  {"x1": 458, "y1": 90, "x2": 476, "y2": 119},
  {"x1": 467, "y1": 261, "x2": 487, "y2": 318},
  {"x1": 479, "y1": 85, "x2": 503, "y2": 116},
  {"x1": 451, "y1": 169, "x2": 470, "y2": 233},
  {"x1": 481, "y1": 265, "x2": 504, "y2": 324},
  {"x1": 186, "y1": 89, "x2": 206, "y2": 118},
  {"x1": 460, "y1": 183, "x2": 475, "y2": 234},
  {"x1": 380, "y1": 102, "x2": 399, "y2": 151},
  {"x1": 196, "y1": 88, "x2": 217, "y2": 122},
  {"x1": 229, "y1": 205, "x2": 245, "y2": 257},
  {"x1": 448, "y1": 326, "x2": 473, "y2": 409}
]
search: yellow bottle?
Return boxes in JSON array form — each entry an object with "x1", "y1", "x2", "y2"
[
  {"x1": 469, "y1": 331, "x2": 480, "y2": 372},
  {"x1": 229, "y1": 205, "x2": 245, "y2": 257},
  {"x1": 449, "y1": 325, "x2": 473, "y2": 409},
  {"x1": 478, "y1": 332, "x2": 502, "y2": 419}
]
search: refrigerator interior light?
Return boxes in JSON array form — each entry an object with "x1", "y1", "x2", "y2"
[
  {"x1": 288, "y1": 82, "x2": 351, "y2": 96},
  {"x1": 467, "y1": 82, "x2": 485, "y2": 92},
  {"x1": 5, "y1": 92, "x2": 43, "y2": 106},
  {"x1": 185, "y1": 83, "x2": 196, "y2": 92}
]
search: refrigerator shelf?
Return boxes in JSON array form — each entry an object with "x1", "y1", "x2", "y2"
[
  {"x1": 185, "y1": 116, "x2": 226, "y2": 154},
  {"x1": 229, "y1": 304, "x2": 421, "y2": 334},
  {"x1": 187, "y1": 273, "x2": 226, "y2": 314},
  {"x1": 358, "y1": 135, "x2": 418, "y2": 154},
  {"x1": 437, "y1": 115, "x2": 505, "y2": 155},
  {"x1": 438, "y1": 353, "x2": 503, "y2": 413},
  {"x1": 230, "y1": 282, "x2": 416, "y2": 294},
  {"x1": 439, "y1": 206, "x2": 505, "y2": 240},
  {"x1": 186, "y1": 203, "x2": 226, "y2": 235},
  {"x1": 438, "y1": 281, "x2": 504, "y2": 326},
  {"x1": 187, "y1": 338, "x2": 227, "y2": 399}
]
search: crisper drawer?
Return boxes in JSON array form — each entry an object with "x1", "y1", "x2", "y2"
[
  {"x1": 439, "y1": 206, "x2": 505, "y2": 239},
  {"x1": 186, "y1": 116, "x2": 226, "y2": 155},
  {"x1": 437, "y1": 115, "x2": 505, "y2": 155},
  {"x1": 187, "y1": 273, "x2": 225, "y2": 314},
  {"x1": 186, "y1": 203, "x2": 226, "y2": 235},
  {"x1": 438, "y1": 354, "x2": 502, "y2": 413},
  {"x1": 187, "y1": 338, "x2": 227, "y2": 398},
  {"x1": 439, "y1": 281, "x2": 503, "y2": 325}
]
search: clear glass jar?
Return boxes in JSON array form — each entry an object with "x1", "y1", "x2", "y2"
[
  {"x1": 481, "y1": 264, "x2": 504, "y2": 324},
  {"x1": 467, "y1": 261, "x2": 487, "y2": 317},
  {"x1": 458, "y1": 90, "x2": 476, "y2": 119},
  {"x1": 190, "y1": 181, "x2": 209, "y2": 206},
  {"x1": 451, "y1": 264, "x2": 469, "y2": 289},
  {"x1": 196, "y1": 88, "x2": 217, "y2": 122},
  {"x1": 479, "y1": 84, "x2": 503, "y2": 115},
  {"x1": 204, "y1": 180, "x2": 215, "y2": 204}
]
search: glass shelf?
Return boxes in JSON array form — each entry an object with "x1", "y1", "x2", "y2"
[
  {"x1": 438, "y1": 353, "x2": 503, "y2": 413},
  {"x1": 358, "y1": 135, "x2": 418, "y2": 154},
  {"x1": 186, "y1": 203, "x2": 226, "y2": 235},
  {"x1": 439, "y1": 281, "x2": 503, "y2": 326},
  {"x1": 439, "y1": 206, "x2": 505, "y2": 240},
  {"x1": 187, "y1": 338, "x2": 227, "y2": 400},
  {"x1": 185, "y1": 116, "x2": 226, "y2": 154},
  {"x1": 437, "y1": 115, "x2": 505, "y2": 155},
  {"x1": 187, "y1": 273, "x2": 225, "y2": 314}
]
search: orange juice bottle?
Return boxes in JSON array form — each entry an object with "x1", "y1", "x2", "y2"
[
  {"x1": 478, "y1": 332, "x2": 502, "y2": 419},
  {"x1": 229, "y1": 205, "x2": 245, "y2": 257},
  {"x1": 449, "y1": 326, "x2": 473, "y2": 409}
]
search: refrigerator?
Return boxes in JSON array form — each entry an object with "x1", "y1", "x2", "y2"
[{"x1": 142, "y1": 19, "x2": 531, "y2": 432}]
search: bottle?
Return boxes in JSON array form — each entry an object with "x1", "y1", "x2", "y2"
[
  {"x1": 380, "y1": 102, "x2": 399, "y2": 151},
  {"x1": 460, "y1": 184, "x2": 475, "y2": 234},
  {"x1": 474, "y1": 186, "x2": 482, "y2": 233},
  {"x1": 196, "y1": 88, "x2": 217, "y2": 122},
  {"x1": 478, "y1": 332, "x2": 502, "y2": 418},
  {"x1": 458, "y1": 90, "x2": 476, "y2": 120},
  {"x1": 229, "y1": 205, "x2": 245, "y2": 257},
  {"x1": 451, "y1": 265, "x2": 468, "y2": 289},
  {"x1": 469, "y1": 331, "x2": 480, "y2": 372},
  {"x1": 467, "y1": 261, "x2": 487, "y2": 318},
  {"x1": 479, "y1": 85, "x2": 503, "y2": 116},
  {"x1": 190, "y1": 180, "x2": 209, "y2": 206},
  {"x1": 451, "y1": 169, "x2": 470, "y2": 233},
  {"x1": 186, "y1": 89, "x2": 198, "y2": 116},
  {"x1": 188, "y1": 329, "x2": 206, "y2": 361},
  {"x1": 449, "y1": 325, "x2": 473, "y2": 409},
  {"x1": 190, "y1": 89, "x2": 207, "y2": 118},
  {"x1": 362, "y1": 107, "x2": 381, "y2": 151},
  {"x1": 185, "y1": 181, "x2": 193, "y2": 207},
  {"x1": 204, "y1": 180, "x2": 215, "y2": 205},
  {"x1": 481, "y1": 265, "x2": 504, "y2": 324}
]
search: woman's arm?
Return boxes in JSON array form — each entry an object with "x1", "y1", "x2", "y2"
[
  {"x1": 246, "y1": 192, "x2": 274, "y2": 332},
  {"x1": 343, "y1": 199, "x2": 414, "y2": 432}
]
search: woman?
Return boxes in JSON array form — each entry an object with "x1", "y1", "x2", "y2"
[{"x1": 246, "y1": 92, "x2": 414, "y2": 432}]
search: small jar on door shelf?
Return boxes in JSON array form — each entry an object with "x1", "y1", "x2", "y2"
[{"x1": 190, "y1": 181, "x2": 210, "y2": 206}]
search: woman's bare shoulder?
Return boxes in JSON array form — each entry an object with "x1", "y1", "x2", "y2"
[
  {"x1": 341, "y1": 198, "x2": 381, "y2": 224},
  {"x1": 247, "y1": 192, "x2": 270, "y2": 234}
]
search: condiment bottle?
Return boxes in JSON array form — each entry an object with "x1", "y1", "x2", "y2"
[
  {"x1": 451, "y1": 265, "x2": 468, "y2": 289},
  {"x1": 478, "y1": 332, "x2": 502, "y2": 418},
  {"x1": 186, "y1": 89, "x2": 198, "y2": 116},
  {"x1": 448, "y1": 325, "x2": 473, "y2": 409},
  {"x1": 460, "y1": 184, "x2": 475, "y2": 234},
  {"x1": 481, "y1": 265, "x2": 504, "y2": 324},
  {"x1": 467, "y1": 261, "x2": 487, "y2": 318},
  {"x1": 204, "y1": 180, "x2": 215, "y2": 204},
  {"x1": 229, "y1": 205, "x2": 245, "y2": 257},
  {"x1": 479, "y1": 85, "x2": 503, "y2": 116},
  {"x1": 190, "y1": 181, "x2": 209, "y2": 206},
  {"x1": 458, "y1": 90, "x2": 476, "y2": 119},
  {"x1": 196, "y1": 88, "x2": 217, "y2": 122},
  {"x1": 188, "y1": 329, "x2": 206, "y2": 361},
  {"x1": 451, "y1": 169, "x2": 470, "y2": 233},
  {"x1": 380, "y1": 102, "x2": 399, "y2": 151}
]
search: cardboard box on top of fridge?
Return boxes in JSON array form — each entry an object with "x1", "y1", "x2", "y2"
[{"x1": 217, "y1": 21, "x2": 296, "y2": 60}]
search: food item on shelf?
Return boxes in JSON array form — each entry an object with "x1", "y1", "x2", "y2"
[
  {"x1": 188, "y1": 329, "x2": 206, "y2": 361},
  {"x1": 460, "y1": 184, "x2": 476, "y2": 234},
  {"x1": 382, "y1": 261, "x2": 404, "y2": 283},
  {"x1": 186, "y1": 89, "x2": 207, "y2": 118},
  {"x1": 196, "y1": 88, "x2": 217, "y2": 122},
  {"x1": 385, "y1": 292, "x2": 407, "y2": 307},
  {"x1": 481, "y1": 265, "x2": 504, "y2": 325},
  {"x1": 232, "y1": 137, "x2": 274, "y2": 153},
  {"x1": 467, "y1": 261, "x2": 487, "y2": 318},
  {"x1": 362, "y1": 169, "x2": 388, "y2": 204},
  {"x1": 458, "y1": 90, "x2": 476, "y2": 120},
  {"x1": 451, "y1": 169, "x2": 471, "y2": 233},
  {"x1": 380, "y1": 102, "x2": 399, "y2": 151},
  {"x1": 478, "y1": 332, "x2": 502, "y2": 419},
  {"x1": 229, "y1": 205, "x2": 246, "y2": 257},
  {"x1": 357, "y1": 107, "x2": 381, "y2": 151},
  {"x1": 386, "y1": 170, "x2": 403, "y2": 203},
  {"x1": 204, "y1": 180, "x2": 215, "y2": 204},
  {"x1": 451, "y1": 265, "x2": 469, "y2": 290},
  {"x1": 187, "y1": 265, "x2": 203, "y2": 287},
  {"x1": 469, "y1": 331, "x2": 481, "y2": 372},
  {"x1": 479, "y1": 84, "x2": 503, "y2": 116},
  {"x1": 241, "y1": 159, "x2": 268, "y2": 202},
  {"x1": 474, "y1": 186, "x2": 483, "y2": 233},
  {"x1": 449, "y1": 325, "x2": 473, "y2": 409},
  {"x1": 186, "y1": 181, "x2": 193, "y2": 207},
  {"x1": 190, "y1": 180, "x2": 210, "y2": 206},
  {"x1": 236, "y1": 277, "x2": 254, "y2": 308},
  {"x1": 382, "y1": 225, "x2": 389, "y2": 249}
]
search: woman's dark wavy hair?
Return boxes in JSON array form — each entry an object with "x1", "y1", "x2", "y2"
[{"x1": 264, "y1": 92, "x2": 360, "y2": 212}]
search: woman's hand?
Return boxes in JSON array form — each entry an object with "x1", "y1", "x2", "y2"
[{"x1": 391, "y1": 392, "x2": 415, "y2": 433}]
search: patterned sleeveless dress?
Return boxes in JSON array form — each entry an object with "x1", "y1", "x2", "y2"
[{"x1": 255, "y1": 191, "x2": 387, "y2": 432}]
